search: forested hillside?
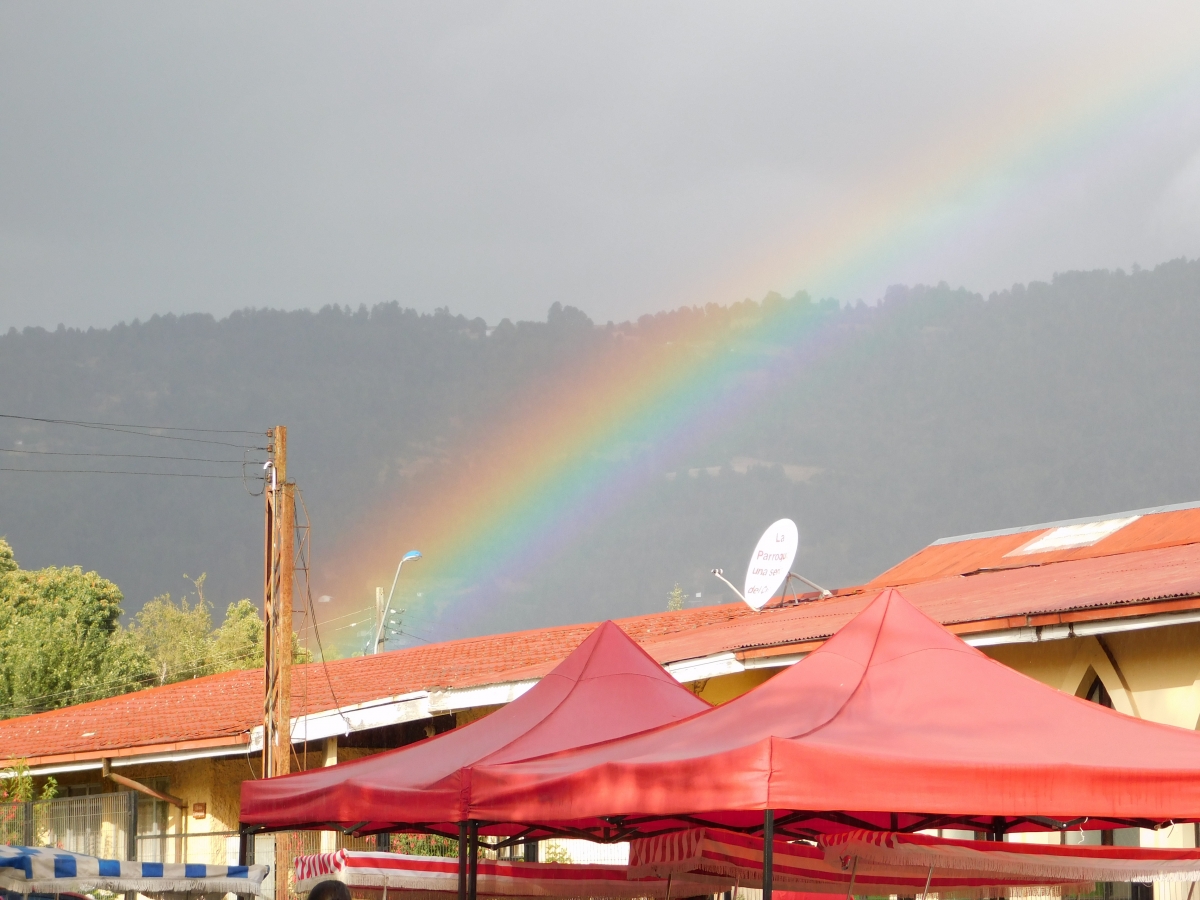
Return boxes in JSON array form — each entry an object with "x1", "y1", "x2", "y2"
[{"x1": 2, "y1": 259, "x2": 1199, "y2": 650}]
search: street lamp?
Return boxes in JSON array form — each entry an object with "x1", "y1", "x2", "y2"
[{"x1": 374, "y1": 550, "x2": 422, "y2": 653}]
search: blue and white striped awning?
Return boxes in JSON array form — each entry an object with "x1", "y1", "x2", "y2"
[{"x1": 0, "y1": 845, "x2": 268, "y2": 895}]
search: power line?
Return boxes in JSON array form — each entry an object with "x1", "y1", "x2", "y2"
[
  {"x1": 398, "y1": 627, "x2": 437, "y2": 645},
  {"x1": 380, "y1": 626, "x2": 434, "y2": 646},
  {"x1": 0, "y1": 413, "x2": 265, "y2": 449},
  {"x1": 295, "y1": 487, "x2": 353, "y2": 733},
  {"x1": 0, "y1": 446, "x2": 264, "y2": 464},
  {"x1": 0, "y1": 413, "x2": 262, "y2": 435},
  {"x1": 297, "y1": 603, "x2": 375, "y2": 628},
  {"x1": 396, "y1": 631, "x2": 432, "y2": 645},
  {"x1": 0, "y1": 467, "x2": 248, "y2": 479}
]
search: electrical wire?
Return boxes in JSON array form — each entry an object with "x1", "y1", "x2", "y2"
[
  {"x1": 0, "y1": 413, "x2": 266, "y2": 449},
  {"x1": 0, "y1": 446, "x2": 264, "y2": 464},
  {"x1": 295, "y1": 604, "x2": 377, "y2": 633},
  {"x1": 297, "y1": 509, "x2": 312, "y2": 773},
  {"x1": 380, "y1": 627, "x2": 433, "y2": 646},
  {"x1": 241, "y1": 451, "x2": 267, "y2": 497},
  {"x1": 313, "y1": 616, "x2": 380, "y2": 636},
  {"x1": 397, "y1": 627, "x2": 437, "y2": 645},
  {"x1": 0, "y1": 413, "x2": 262, "y2": 434},
  {"x1": 0, "y1": 467, "x2": 248, "y2": 478},
  {"x1": 378, "y1": 607, "x2": 452, "y2": 642},
  {"x1": 295, "y1": 487, "x2": 353, "y2": 733}
]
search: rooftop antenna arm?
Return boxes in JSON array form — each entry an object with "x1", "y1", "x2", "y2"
[
  {"x1": 789, "y1": 571, "x2": 832, "y2": 599},
  {"x1": 710, "y1": 568, "x2": 747, "y2": 604}
]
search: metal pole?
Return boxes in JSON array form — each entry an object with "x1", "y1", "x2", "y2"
[
  {"x1": 374, "y1": 554, "x2": 418, "y2": 653},
  {"x1": 762, "y1": 809, "x2": 774, "y2": 900},
  {"x1": 457, "y1": 823, "x2": 468, "y2": 900},
  {"x1": 468, "y1": 821, "x2": 479, "y2": 900},
  {"x1": 238, "y1": 826, "x2": 251, "y2": 867},
  {"x1": 124, "y1": 789, "x2": 138, "y2": 900},
  {"x1": 126, "y1": 791, "x2": 139, "y2": 861}
]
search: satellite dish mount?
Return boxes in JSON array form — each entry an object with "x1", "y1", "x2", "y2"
[{"x1": 711, "y1": 518, "x2": 831, "y2": 611}]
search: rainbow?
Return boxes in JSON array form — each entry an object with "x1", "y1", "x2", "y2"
[{"x1": 320, "y1": 42, "x2": 1200, "y2": 649}]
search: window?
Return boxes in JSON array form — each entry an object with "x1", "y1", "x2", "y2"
[
  {"x1": 1085, "y1": 676, "x2": 1113, "y2": 709},
  {"x1": 136, "y1": 778, "x2": 176, "y2": 863}
]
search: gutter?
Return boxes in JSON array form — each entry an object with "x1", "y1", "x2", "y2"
[
  {"x1": 25, "y1": 680, "x2": 544, "y2": 775},
  {"x1": 22, "y1": 597, "x2": 1200, "y2": 776},
  {"x1": 26, "y1": 741, "x2": 255, "y2": 777},
  {"x1": 960, "y1": 605, "x2": 1200, "y2": 647},
  {"x1": 246, "y1": 679, "x2": 541, "y2": 753},
  {"x1": 666, "y1": 601, "x2": 1200, "y2": 680}
]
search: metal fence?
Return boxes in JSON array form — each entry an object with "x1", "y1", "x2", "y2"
[
  {"x1": 0, "y1": 792, "x2": 194, "y2": 862},
  {"x1": 250, "y1": 830, "x2": 378, "y2": 900},
  {"x1": 0, "y1": 793, "x2": 139, "y2": 859}
]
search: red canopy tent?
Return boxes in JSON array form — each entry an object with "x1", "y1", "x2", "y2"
[
  {"x1": 240, "y1": 620, "x2": 709, "y2": 835},
  {"x1": 466, "y1": 588, "x2": 1200, "y2": 838},
  {"x1": 292, "y1": 849, "x2": 728, "y2": 899}
]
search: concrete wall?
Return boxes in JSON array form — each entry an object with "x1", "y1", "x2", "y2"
[{"x1": 985, "y1": 623, "x2": 1200, "y2": 730}]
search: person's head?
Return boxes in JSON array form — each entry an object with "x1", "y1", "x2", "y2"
[{"x1": 307, "y1": 880, "x2": 352, "y2": 900}]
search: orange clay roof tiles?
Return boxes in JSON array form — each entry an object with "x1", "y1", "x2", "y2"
[
  {"x1": 869, "y1": 503, "x2": 1200, "y2": 587},
  {"x1": 0, "y1": 602, "x2": 755, "y2": 764},
  {"x1": 3, "y1": 503, "x2": 1199, "y2": 765}
]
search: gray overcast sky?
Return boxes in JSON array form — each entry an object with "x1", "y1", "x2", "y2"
[{"x1": 3, "y1": 2, "x2": 1200, "y2": 331}]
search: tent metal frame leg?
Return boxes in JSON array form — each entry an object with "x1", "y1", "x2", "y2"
[
  {"x1": 468, "y1": 820, "x2": 480, "y2": 900},
  {"x1": 763, "y1": 809, "x2": 774, "y2": 900},
  {"x1": 457, "y1": 822, "x2": 468, "y2": 900}
]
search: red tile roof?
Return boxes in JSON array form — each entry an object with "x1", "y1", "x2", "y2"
[
  {"x1": 4, "y1": 503, "x2": 1199, "y2": 767},
  {"x1": 640, "y1": 541, "x2": 1200, "y2": 666},
  {"x1": 869, "y1": 503, "x2": 1200, "y2": 587},
  {"x1": 0, "y1": 603, "x2": 755, "y2": 766}
]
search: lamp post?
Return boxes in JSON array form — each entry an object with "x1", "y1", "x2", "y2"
[{"x1": 374, "y1": 550, "x2": 422, "y2": 653}]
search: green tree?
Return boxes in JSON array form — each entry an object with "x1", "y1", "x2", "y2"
[
  {"x1": 135, "y1": 586, "x2": 308, "y2": 683},
  {"x1": 210, "y1": 599, "x2": 266, "y2": 672},
  {"x1": 0, "y1": 758, "x2": 57, "y2": 803},
  {"x1": 130, "y1": 590, "x2": 214, "y2": 684},
  {"x1": 0, "y1": 542, "x2": 154, "y2": 718},
  {"x1": 667, "y1": 583, "x2": 686, "y2": 611},
  {"x1": 0, "y1": 538, "x2": 16, "y2": 576}
]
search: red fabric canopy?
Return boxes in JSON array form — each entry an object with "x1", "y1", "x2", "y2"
[
  {"x1": 467, "y1": 589, "x2": 1200, "y2": 835},
  {"x1": 628, "y1": 827, "x2": 1093, "y2": 897},
  {"x1": 293, "y1": 850, "x2": 727, "y2": 898},
  {"x1": 240, "y1": 621, "x2": 709, "y2": 831},
  {"x1": 820, "y1": 831, "x2": 1200, "y2": 883}
]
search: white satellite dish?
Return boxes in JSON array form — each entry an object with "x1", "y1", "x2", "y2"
[{"x1": 742, "y1": 518, "x2": 798, "y2": 611}]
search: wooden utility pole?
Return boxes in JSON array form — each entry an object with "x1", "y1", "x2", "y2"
[
  {"x1": 263, "y1": 425, "x2": 295, "y2": 780},
  {"x1": 263, "y1": 426, "x2": 296, "y2": 900}
]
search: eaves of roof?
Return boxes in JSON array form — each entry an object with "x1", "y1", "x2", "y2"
[
  {"x1": 4, "y1": 539, "x2": 1199, "y2": 769},
  {"x1": 0, "y1": 603, "x2": 754, "y2": 767},
  {"x1": 638, "y1": 541, "x2": 1200, "y2": 663}
]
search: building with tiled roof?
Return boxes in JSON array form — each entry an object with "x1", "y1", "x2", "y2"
[{"x1": 2, "y1": 501, "x2": 1198, "y2": 870}]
